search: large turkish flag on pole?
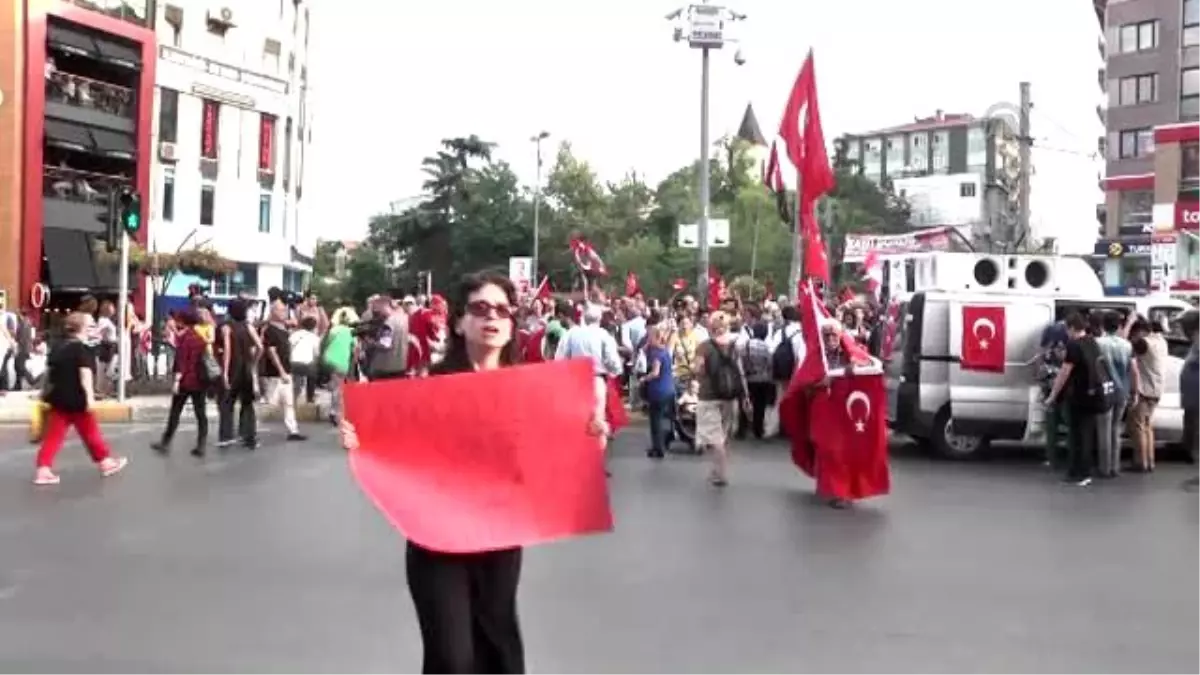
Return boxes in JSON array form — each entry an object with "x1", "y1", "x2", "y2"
[{"x1": 961, "y1": 305, "x2": 1006, "y2": 372}]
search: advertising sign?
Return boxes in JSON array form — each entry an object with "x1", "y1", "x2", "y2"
[
  {"x1": 1176, "y1": 200, "x2": 1199, "y2": 231},
  {"x1": 508, "y1": 256, "x2": 533, "y2": 296}
]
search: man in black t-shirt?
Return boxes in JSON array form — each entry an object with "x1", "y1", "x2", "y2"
[
  {"x1": 1045, "y1": 312, "x2": 1102, "y2": 486},
  {"x1": 260, "y1": 304, "x2": 306, "y2": 441}
]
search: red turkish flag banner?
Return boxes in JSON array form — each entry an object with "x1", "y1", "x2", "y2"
[
  {"x1": 707, "y1": 266, "x2": 725, "y2": 310},
  {"x1": 961, "y1": 305, "x2": 1006, "y2": 372},
  {"x1": 801, "y1": 372, "x2": 891, "y2": 500},
  {"x1": 672, "y1": 278, "x2": 688, "y2": 291},
  {"x1": 344, "y1": 360, "x2": 614, "y2": 553}
]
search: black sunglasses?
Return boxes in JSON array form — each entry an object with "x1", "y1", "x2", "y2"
[{"x1": 465, "y1": 300, "x2": 513, "y2": 320}]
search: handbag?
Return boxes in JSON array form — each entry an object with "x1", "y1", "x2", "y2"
[{"x1": 200, "y1": 349, "x2": 222, "y2": 384}]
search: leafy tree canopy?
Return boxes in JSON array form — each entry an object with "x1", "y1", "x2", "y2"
[{"x1": 331, "y1": 132, "x2": 910, "y2": 300}]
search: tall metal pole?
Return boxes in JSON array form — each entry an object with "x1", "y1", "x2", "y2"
[
  {"x1": 698, "y1": 46, "x2": 712, "y2": 303},
  {"x1": 116, "y1": 231, "x2": 129, "y2": 402},
  {"x1": 532, "y1": 135, "x2": 544, "y2": 281},
  {"x1": 1016, "y1": 81, "x2": 1032, "y2": 249},
  {"x1": 788, "y1": 170, "x2": 804, "y2": 299},
  {"x1": 749, "y1": 201, "x2": 761, "y2": 279}
]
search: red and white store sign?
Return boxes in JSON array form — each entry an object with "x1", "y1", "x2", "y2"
[{"x1": 1176, "y1": 200, "x2": 1199, "y2": 231}]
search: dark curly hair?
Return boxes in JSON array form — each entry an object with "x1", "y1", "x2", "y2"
[{"x1": 440, "y1": 271, "x2": 522, "y2": 370}]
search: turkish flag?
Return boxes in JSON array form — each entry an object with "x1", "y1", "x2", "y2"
[
  {"x1": 671, "y1": 278, "x2": 688, "y2": 292},
  {"x1": 801, "y1": 372, "x2": 890, "y2": 500},
  {"x1": 519, "y1": 326, "x2": 547, "y2": 363},
  {"x1": 533, "y1": 276, "x2": 552, "y2": 301},
  {"x1": 343, "y1": 359, "x2": 613, "y2": 553},
  {"x1": 961, "y1": 305, "x2": 1006, "y2": 372},
  {"x1": 707, "y1": 266, "x2": 725, "y2": 310}
]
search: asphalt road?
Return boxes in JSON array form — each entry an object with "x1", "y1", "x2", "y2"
[{"x1": 0, "y1": 421, "x2": 1195, "y2": 674}]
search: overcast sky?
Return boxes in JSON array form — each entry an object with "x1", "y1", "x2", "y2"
[{"x1": 305, "y1": 0, "x2": 1104, "y2": 253}]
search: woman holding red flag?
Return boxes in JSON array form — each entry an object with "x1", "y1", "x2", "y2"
[{"x1": 340, "y1": 272, "x2": 606, "y2": 674}]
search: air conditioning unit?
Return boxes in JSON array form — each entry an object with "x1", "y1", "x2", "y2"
[
  {"x1": 1009, "y1": 255, "x2": 1057, "y2": 293},
  {"x1": 159, "y1": 141, "x2": 177, "y2": 162}
]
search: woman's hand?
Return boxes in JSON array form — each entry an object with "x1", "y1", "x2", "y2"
[
  {"x1": 339, "y1": 420, "x2": 359, "y2": 451},
  {"x1": 586, "y1": 414, "x2": 609, "y2": 438}
]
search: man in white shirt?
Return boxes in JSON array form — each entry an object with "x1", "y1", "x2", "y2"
[{"x1": 557, "y1": 304, "x2": 622, "y2": 455}]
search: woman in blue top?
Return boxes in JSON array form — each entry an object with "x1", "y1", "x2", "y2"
[{"x1": 639, "y1": 325, "x2": 676, "y2": 458}]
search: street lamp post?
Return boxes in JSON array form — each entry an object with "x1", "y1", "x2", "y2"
[
  {"x1": 667, "y1": 3, "x2": 746, "y2": 305},
  {"x1": 531, "y1": 131, "x2": 549, "y2": 282}
]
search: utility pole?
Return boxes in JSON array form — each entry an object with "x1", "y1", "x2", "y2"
[
  {"x1": 788, "y1": 174, "x2": 803, "y2": 298},
  {"x1": 1016, "y1": 81, "x2": 1032, "y2": 250},
  {"x1": 667, "y1": 3, "x2": 747, "y2": 305},
  {"x1": 530, "y1": 131, "x2": 549, "y2": 281}
]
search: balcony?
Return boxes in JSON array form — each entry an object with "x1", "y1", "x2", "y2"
[
  {"x1": 1093, "y1": 0, "x2": 1106, "y2": 29},
  {"x1": 45, "y1": 71, "x2": 135, "y2": 134},
  {"x1": 1097, "y1": 35, "x2": 1106, "y2": 61},
  {"x1": 43, "y1": 164, "x2": 129, "y2": 234},
  {"x1": 1097, "y1": 67, "x2": 1106, "y2": 94},
  {"x1": 60, "y1": 0, "x2": 150, "y2": 28},
  {"x1": 1096, "y1": 103, "x2": 1106, "y2": 125}
]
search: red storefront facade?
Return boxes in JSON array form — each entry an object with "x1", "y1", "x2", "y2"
[{"x1": 3, "y1": 0, "x2": 155, "y2": 316}]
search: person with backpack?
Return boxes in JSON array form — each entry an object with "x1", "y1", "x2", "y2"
[
  {"x1": 739, "y1": 320, "x2": 776, "y2": 440},
  {"x1": 768, "y1": 305, "x2": 804, "y2": 437},
  {"x1": 694, "y1": 311, "x2": 750, "y2": 487},
  {"x1": 1044, "y1": 312, "x2": 1117, "y2": 487}
]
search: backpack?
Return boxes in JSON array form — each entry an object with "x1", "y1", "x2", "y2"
[
  {"x1": 771, "y1": 327, "x2": 797, "y2": 381},
  {"x1": 706, "y1": 343, "x2": 743, "y2": 400},
  {"x1": 743, "y1": 337, "x2": 772, "y2": 382},
  {"x1": 1078, "y1": 337, "x2": 1117, "y2": 413}
]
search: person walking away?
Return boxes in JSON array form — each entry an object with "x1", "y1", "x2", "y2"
[
  {"x1": 694, "y1": 311, "x2": 750, "y2": 486},
  {"x1": 216, "y1": 298, "x2": 261, "y2": 449},
  {"x1": 556, "y1": 304, "x2": 622, "y2": 463},
  {"x1": 1126, "y1": 315, "x2": 1168, "y2": 472},
  {"x1": 32, "y1": 312, "x2": 128, "y2": 485},
  {"x1": 261, "y1": 303, "x2": 306, "y2": 442},
  {"x1": 740, "y1": 321, "x2": 776, "y2": 440},
  {"x1": 1045, "y1": 312, "x2": 1115, "y2": 487},
  {"x1": 151, "y1": 309, "x2": 210, "y2": 457},
  {"x1": 1097, "y1": 311, "x2": 1134, "y2": 478},
  {"x1": 767, "y1": 305, "x2": 804, "y2": 438},
  {"x1": 638, "y1": 325, "x2": 676, "y2": 458},
  {"x1": 1177, "y1": 311, "x2": 1198, "y2": 490},
  {"x1": 1083, "y1": 314, "x2": 1117, "y2": 480},
  {"x1": 289, "y1": 316, "x2": 320, "y2": 405},
  {"x1": 322, "y1": 307, "x2": 357, "y2": 425},
  {"x1": 340, "y1": 271, "x2": 608, "y2": 673},
  {"x1": 619, "y1": 305, "x2": 647, "y2": 410}
]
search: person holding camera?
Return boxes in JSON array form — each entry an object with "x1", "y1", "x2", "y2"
[{"x1": 359, "y1": 294, "x2": 411, "y2": 381}]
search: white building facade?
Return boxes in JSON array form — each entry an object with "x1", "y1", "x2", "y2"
[
  {"x1": 892, "y1": 172, "x2": 984, "y2": 235},
  {"x1": 146, "y1": 0, "x2": 314, "y2": 311}
]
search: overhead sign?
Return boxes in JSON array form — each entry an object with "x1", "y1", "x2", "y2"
[
  {"x1": 160, "y1": 46, "x2": 289, "y2": 95},
  {"x1": 686, "y1": 4, "x2": 726, "y2": 48},
  {"x1": 677, "y1": 219, "x2": 730, "y2": 248},
  {"x1": 508, "y1": 256, "x2": 533, "y2": 296}
]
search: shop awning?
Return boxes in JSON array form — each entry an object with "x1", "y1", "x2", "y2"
[
  {"x1": 42, "y1": 227, "x2": 99, "y2": 292},
  {"x1": 95, "y1": 37, "x2": 141, "y2": 67},
  {"x1": 47, "y1": 23, "x2": 99, "y2": 58},
  {"x1": 44, "y1": 119, "x2": 94, "y2": 152},
  {"x1": 91, "y1": 127, "x2": 136, "y2": 158},
  {"x1": 44, "y1": 119, "x2": 136, "y2": 159}
]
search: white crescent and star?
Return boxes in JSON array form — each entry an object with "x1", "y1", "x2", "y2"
[
  {"x1": 845, "y1": 390, "x2": 871, "y2": 433},
  {"x1": 971, "y1": 316, "x2": 997, "y2": 350}
]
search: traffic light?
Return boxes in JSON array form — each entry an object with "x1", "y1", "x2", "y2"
[
  {"x1": 118, "y1": 188, "x2": 140, "y2": 235},
  {"x1": 104, "y1": 188, "x2": 120, "y2": 252}
]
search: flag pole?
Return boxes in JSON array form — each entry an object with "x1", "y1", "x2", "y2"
[{"x1": 788, "y1": 168, "x2": 803, "y2": 299}]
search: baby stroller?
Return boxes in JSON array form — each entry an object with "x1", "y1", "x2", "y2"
[{"x1": 671, "y1": 379, "x2": 700, "y2": 454}]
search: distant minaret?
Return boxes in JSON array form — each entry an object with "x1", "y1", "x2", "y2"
[{"x1": 735, "y1": 103, "x2": 769, "y2": 178}]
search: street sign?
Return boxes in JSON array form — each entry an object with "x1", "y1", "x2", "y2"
[
  {"x1": 508, "y1": 256, "x2": 533, "y2": 296},
  {"x1": 677, "y1": 219, "x2": 730, "y2": 248},
  {"x1": 686, "y1": 4, "x2": 726, "y2": 48}
]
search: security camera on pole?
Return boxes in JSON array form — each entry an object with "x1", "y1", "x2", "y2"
[
  {"x1": 105, "y1": 185, "x2": 141, "y2": 403},
  {"x1": 666, "y1": 3, "x2": 747, "y2": 305}
]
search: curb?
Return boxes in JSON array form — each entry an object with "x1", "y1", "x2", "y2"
[{"x1": 0, "y1": 402, "x2": 330, "y2": 427}]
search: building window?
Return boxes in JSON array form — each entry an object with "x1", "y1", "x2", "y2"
[
  {"x1": 200, "y1": 184, "x2": 215, "y2": 225},
  {"x1": 214, "y1": 263, "x2": 258, "y2": 297},
  {"x1": 161, "y1": 168, "x2": 175, "y2": 222},
  {"x1": 282, "y1": 268, "x2": 305, "y2": 293},
  {"x1": 259, "y1": 114, "x2": 276, "y2": 171},
  {"x1": 907, "y1": 133, "x2": 927, "y2": 172},
  {"x1": 1119, "y1": 20, "x2": 1158, "y2": 53},
  {"x1": 159, "y1": 88, "x2": 179, "y2": 143},
  {"x1": 258, "y1": 194, "x2": 271, "y2": 233},
  {"x1": 1118, "y1": 128, "x2": 1154, "y2": 159},
  {"x1": 966, "y1": 127, "x2": 987, "y2": 173},
  {"x1": 960, "y1": 182, "x2": 977, "y2": 198},
  {"x1": 1182, "y1": 68, "x2": 1200, "y2": 121},
  {"x1": 1183, "y1": 142, "x2": 1200, "y2": 183},
  {"x1": 885, "y1": 136, "x2": 905, "y2": 175},
  {"x1": 931, "y1": 131, "x2": 949, "y2": 173},
  {"x1": 1119, "y1": 190, "x2": 1154, "y2": 227},
  {"x1": 1118, "y1": 73, "x2": 1158, "y2": 105},
  {"x1": 200, "y1": 99, "x2": 220, "y2": 159},
  {"x1": 1186, "y1": 0, "x2": 1200, "y2": 47}
]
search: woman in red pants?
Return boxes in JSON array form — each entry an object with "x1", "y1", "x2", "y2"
[{"x1": 33, "y1": 311, "x2": 128, "y2": 486}]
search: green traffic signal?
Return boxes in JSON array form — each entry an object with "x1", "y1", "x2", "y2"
[{"x1": 118, "y1": 189, "x2": 141, "y2": 234}]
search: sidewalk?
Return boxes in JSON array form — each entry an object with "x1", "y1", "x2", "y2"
[{"x1": 0, "y1": 390, "x2": 330, "y2": 425}]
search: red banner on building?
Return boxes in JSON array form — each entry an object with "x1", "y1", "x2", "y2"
[
  {"x1": 201, "y1": 100, "x2": 220, "y2": 159},
  {"x1": 259, "y1": 114, "x2": 275, "y2": 171},
  {"x1": 1176, "y1": 200, "x2": 1199, "y2": 231}
]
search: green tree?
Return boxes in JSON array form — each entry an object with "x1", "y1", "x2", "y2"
[{"x1": 339, "y1": 247, "x2": 390, "y2": 309}]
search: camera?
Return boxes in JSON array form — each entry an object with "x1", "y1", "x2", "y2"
[{"x1": 267, "y1": 286, "x2": 301, "y2": 308}]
